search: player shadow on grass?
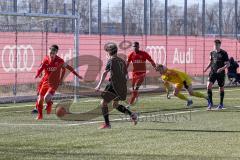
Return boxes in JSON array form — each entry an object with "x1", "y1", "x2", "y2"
[{"x1": 132, "y1": 128, "x2": 240, "y2": 133}]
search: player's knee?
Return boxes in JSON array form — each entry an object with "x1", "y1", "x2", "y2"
[
  {"x1": 37, "y1": 95, "x2": 44, "y2": 103},
  {"x1": 112, "y1": 101, "x2": 119, "y2": 108},
  {"x1": 100, "y1": 100, "x2": 108, "y2": 107},
  {"x1": 207, "y1": 83, "x2": 213, "y2": 90},
  {"x1": 173, "y1": 88, "x2": 180, "y2": 96},
  {"x1": 173, "y1": 92, "x2": 178, "y2": 96},
  {"x1": 44, "y1": 94, "x2": 52, "y2": 103},
  {"x1": 189, "y1": 91, "x2": 194, "y2": 96},
  {"x1": 219, "y1": 87, "x2": 224, "y2": 92}
]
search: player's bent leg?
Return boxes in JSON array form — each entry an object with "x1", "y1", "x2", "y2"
[
  {"x1": 190, "y1": 91, "x2": 207, "y2": 99},
  {"x1": 216, "y1": 74, "x2": 225, "y2": 110},
  {"x1": 129, "y1": 89, "x2": 139, "y2": 105},
  {"x1": 174, "y1": 88, "x2": 192, "y2": 107},
  {"x1": 129, "y1": 79, "x2": 138, "y2": 105},
  {"x1": 44, "y1": 93, "x2": 54, "y2": 114},
  {"x1": 113, "y1": 101, "x2": 138, "y2": 125},
  {"x1": 129, "y1": 77, "x2": 144, "y2": 105},
  {"x1": 188, "y1": 85, "x2": 207, "y2": 99},
  {"x1": 32, "y1": 100, "x2": 39, "y2": 114},
  {"x1": 32, "y1": 92, "x2": 40, "y2": 114},
  {"x1": 207, "y1": 82, "x2": 214, "y2": 110},
  {"x1": 36, "y1": 96, "x2": 44, "y2": 120},
  {"x1": 114, "y1": 101, "x2": 131, "y2": 115},
  {"x1": 46, "y1": 101, "x2": 53, "y2": 114},
  {"x1": 99, "y1": 100, "x2": 111, "y2": 129},
  {"x1": 216, "y1": 86, "x2": 225, "y2": 110}
]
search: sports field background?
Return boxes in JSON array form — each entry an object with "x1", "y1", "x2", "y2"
[{"x1": 0, "y1": 87, "x2": 239, "y2": 160}]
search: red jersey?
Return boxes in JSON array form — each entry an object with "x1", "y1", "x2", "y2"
[
  {"x1": 127, "y1": 50, "x2": 155, "y2": 73},
  {"x1": 37, "y1": 55, "x2": 65, "y2": 90}
]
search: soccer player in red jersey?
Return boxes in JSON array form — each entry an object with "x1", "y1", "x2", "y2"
[
  {"x1": 35, "y1": 45, "x2": 82, "y2": 120},
  {"x1": 127, "y1": 42, "x2": 156, "y2": 106},
  {"x1": 31, "y1": 77, "x2": 44, "y2": 114}
]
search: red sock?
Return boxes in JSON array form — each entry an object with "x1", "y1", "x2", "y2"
[
  {"x1": 129, "y1": 90, "x2": 138, "y2": 105},
  {"x1": 36, "y1": 102, "x2": 43, "y2": 120},
  {"x1": 133, "y1": 90, "x2": 138, "y2": 97},
  {"x1": 46, "y1": 101, "x2": 53, "y2": 114}
]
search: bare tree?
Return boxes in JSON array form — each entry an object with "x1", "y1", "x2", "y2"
[
  {"x1": 187, "y1": 3, "x2": 200, "y2": 35},
  {"x1": 125, "y1": 0, "x2": 144, "y2": 35},
  {"x1": 0, "y1": 1, "x2": 11, "y2": 31},
  {"x1": 168, "y1": 5, "x2": 184, "y2": 35},
  {"x1": 222, "y1": 1, "x2": 235, "y2": 36},
  {"x1": 206, "y1": 2, "x2": 219, "y2": 34},
  {"x1": 75, "y1": 0, "x2": 98, "y2": 34},
  {"x1": 150, "y1": 0, "x2": 165, "y2": 35}
]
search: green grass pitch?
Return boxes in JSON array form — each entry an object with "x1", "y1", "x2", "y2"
[{"x1": 0, "y1": 88, "x2": 240, "y2": 160}]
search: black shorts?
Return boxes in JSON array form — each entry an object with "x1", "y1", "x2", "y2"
[
  {"x1": 101, "y1": 83, "x2": 120, "y2": 103},
  {"x1": 208, "y1": 72, "x2": 225, "y2": 87}
]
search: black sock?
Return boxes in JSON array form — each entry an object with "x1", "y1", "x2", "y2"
[
  {"x1": 207, "y1": 89, "x2": 213, "y2": 104},
  {"x1": 220, "y1": 91, "x2": 224, "y2": 105},
  {"x1": 102, "y1": 107, "x2": 110, "y2": 125},
  {"x1": 116, "y1": 105, "x2": 132, "y2": 115}
]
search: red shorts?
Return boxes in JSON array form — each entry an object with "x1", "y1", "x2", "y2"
[
  {"x1": 132, "y1": 72, "x2": 146, "y2": 87},
  {"x1": 39, "y1": 82, "x2": 56, "y2": 97}
]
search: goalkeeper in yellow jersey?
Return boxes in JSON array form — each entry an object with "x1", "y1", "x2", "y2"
[{"x1": 155, "y1": 64, "x2": 208, "y2": 107}]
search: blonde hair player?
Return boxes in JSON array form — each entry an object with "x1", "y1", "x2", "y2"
[{"x1": 155, "y1": 64, "x2": 208, "y2": 107}]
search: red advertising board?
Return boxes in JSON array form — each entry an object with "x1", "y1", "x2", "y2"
[{"x1": 0, "y1": 33, "x2": 239, "y2": 84}]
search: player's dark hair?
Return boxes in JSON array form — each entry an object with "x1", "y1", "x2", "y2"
[
  {"x1": 214, "y1": 39, "x2": 221, "y2": 44},
  {"x1": 50, "y1": 44, "x2": 59, "y2": 51},
  {"x1": 133, "y1": 41, "x2": 139, "y2": 47}
]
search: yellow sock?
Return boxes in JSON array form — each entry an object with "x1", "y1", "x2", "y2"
[
  {"x1": 192, "y1": 91, "x2": 207, "y2": 99},
  {"x1": 176, "y1": 93, "x2": 188, "y2": 101}
]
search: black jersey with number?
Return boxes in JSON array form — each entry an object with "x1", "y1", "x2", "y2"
[
  {"x1": 210, "y1": 49, "x2": 229, "y2": 73},
  {"x1": 105, "y1": 56, "x2": 128, "y2": 100}
]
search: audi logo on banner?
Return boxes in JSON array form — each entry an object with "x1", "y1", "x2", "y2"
[
  {"x1": 146, "y1": 46, "x2": 166, "y2": 65},
  {"x1": 1, "y1": 45, "x2": 35, "y2": 72}
]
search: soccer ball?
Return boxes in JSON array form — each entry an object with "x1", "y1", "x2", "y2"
[{"x1": 56, "y1": 106, "x2": 66, "y2": 117}]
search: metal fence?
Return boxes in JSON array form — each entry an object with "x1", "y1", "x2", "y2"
[
  {"x1": 0, "y1": 0, "x2": 240, "y2": 102},
  {"x1": 0, "y1": 0, "x2": 240, "y2": 36}
]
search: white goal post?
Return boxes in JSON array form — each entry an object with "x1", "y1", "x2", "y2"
[{"x1": 0, "y1": 11, "x2": 80, "y2": 103}]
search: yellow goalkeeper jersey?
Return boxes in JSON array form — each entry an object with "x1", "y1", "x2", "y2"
[{"x1": 161, "y1": 69, "x2": 192, "y2": 86}]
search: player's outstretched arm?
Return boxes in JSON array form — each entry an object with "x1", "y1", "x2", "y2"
[
  {"x1": 35, "y1": 64, "x2": 45, "y2": 78},
  {"x1": 145, "y1": 52, "x2": 156, "y2": 68},
  {"x1": 95, "y1": 70, "x2": 108, "y2": 91},
  {"x1": 204, "y1": 61, "x2": 211, "y2": 72},
  {"x1": 65, "y1": 64, "x2": 82, "y2": 79},
  {"x1": 59, "y1": 67, "x2": 66, "y2": 85}
]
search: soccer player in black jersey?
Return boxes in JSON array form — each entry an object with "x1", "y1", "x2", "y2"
[
  {"x1": 95, "y1": 42, "x2": 138, "y2": 129},
  {"x1": 204, "y1": 39, "x2": 230, "y2": 110}
]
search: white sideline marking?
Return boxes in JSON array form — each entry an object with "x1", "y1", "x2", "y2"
[
  {"x1": 1, "y1": 88, "x2": 239, "y2": 109},
  {"x1": 0, "y1": 99, "x2": 99, "y2": 109},
  {"x1": 0, "y1": 88, "x2": 239, "y2": 126},
  {"x1": 0, "y1": 105, "x2": 238, "y2": 127}
]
